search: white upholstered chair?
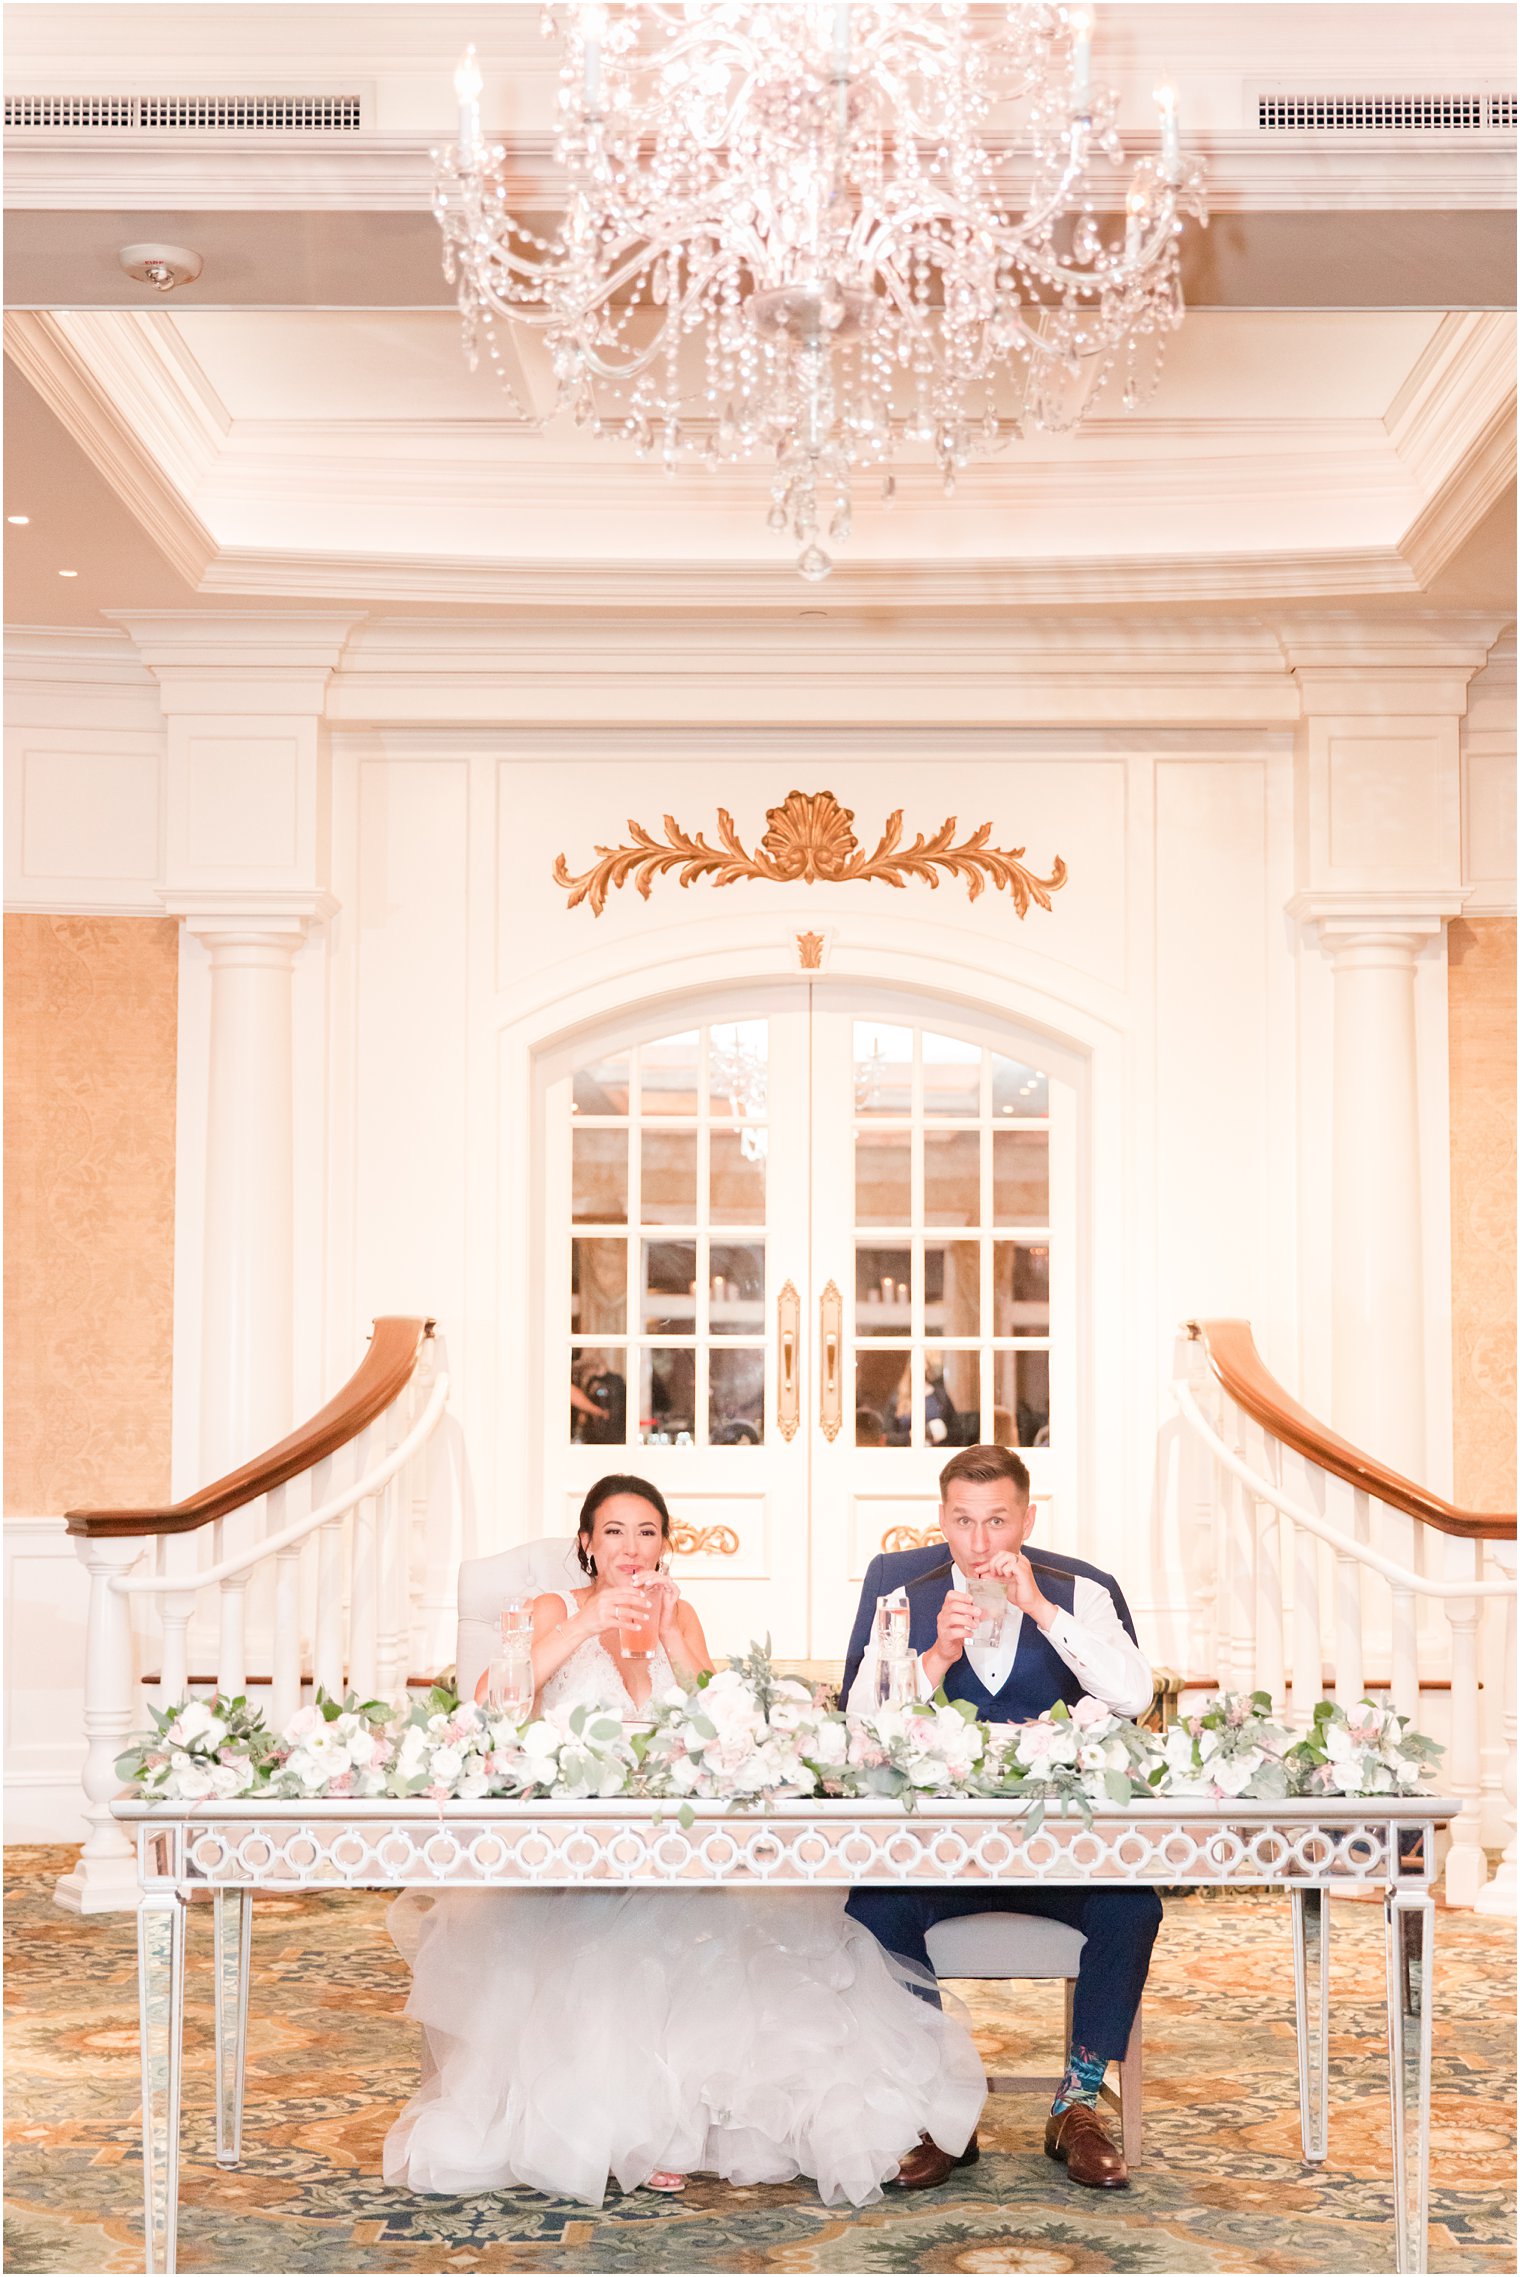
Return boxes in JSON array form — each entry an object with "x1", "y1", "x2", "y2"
[
  {"x1": 455, "y1": 1535, "x2": 586, "y2": 1703},
  {"x1": 924, "y1": 1913, "x2": 1143, "y2": 2167}
]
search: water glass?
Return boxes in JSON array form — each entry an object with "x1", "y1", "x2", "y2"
[
  {"x1": 501, "y1": 1596, "x2": 533, "y2": 1643},
  {"x1": 487, "y1": 1636, "x2": 534, "y2": 1721},
  {"x1": 967, "y1": 1574, "x2": 1008, "y2": 1644},
  {"x1": 874, "y1": 1600, "x2": 913, "y2": 1706}
]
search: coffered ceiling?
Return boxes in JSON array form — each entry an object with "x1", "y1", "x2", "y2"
[{"x1": 4, "y1": 1, "x2": 1516, "y2": 623}]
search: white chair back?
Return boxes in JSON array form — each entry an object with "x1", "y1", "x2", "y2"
[
  {"x1": 924, "y1": 1913, "x2": 1086, "y2": 1977},
  {"x1": 455, "y1": 1536, "x2": 585, "y2": 1703}
]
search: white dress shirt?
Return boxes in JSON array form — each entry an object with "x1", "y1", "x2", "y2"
[{"x1": 847, "y1": 1561, "x2": 1154, "y2": 1720}]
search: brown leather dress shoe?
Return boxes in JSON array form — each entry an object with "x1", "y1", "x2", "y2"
[
  {"x1": 1044, "y1": 2104, "x2": 1129, "y2": 2188},
  {"x1": 887, "y1": 2130, "x2": 981, "y2": 2190}
]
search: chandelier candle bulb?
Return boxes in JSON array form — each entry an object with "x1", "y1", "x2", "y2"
[
  {"x1": 1156, "y1": 82, "x2": 1180, "y2": 175},
  {"x1": 436, "y1": 3, "x2": 1206, "y2": 575},
  {"x1": 453, "y1": 46, "x2": 481, "y2": 165},
  {"x1": 1070, "y1": 8, "x2": 1093, "y2": 101}
]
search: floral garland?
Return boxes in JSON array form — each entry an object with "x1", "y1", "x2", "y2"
[{"x1": 116, "y1": 1654, "x2": 1443, "y2": 1816}]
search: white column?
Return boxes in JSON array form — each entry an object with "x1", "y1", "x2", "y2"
[
  {"x1": 1280, "y1": 615, "x2": 1499, "y2": 1478},
  {"x1": 1311, "y1": 908, "x2": 1445, "y2": 1481},
  {"x1": 116, "y1": 611, "x2": 361, "y2": 1487},
  {"x1": 169, "y1": 903, "x2": 328, "y2": 1479}
]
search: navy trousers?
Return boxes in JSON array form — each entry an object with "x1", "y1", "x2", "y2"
[{"x1": 845, "y1": 1885, "x2": 1163, "y2": 2063}]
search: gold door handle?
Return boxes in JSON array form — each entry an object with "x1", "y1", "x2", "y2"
[
  {"x1": 777, "y1": 1280, "x2": 801, "y2": 1441},
  {"x1": 819, "y1": 1280, "x2": 843, "y2": 1441}
]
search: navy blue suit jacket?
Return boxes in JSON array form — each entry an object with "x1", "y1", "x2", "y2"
[{"x1": 841, "y1": 1542, "x2": 1141, "y2": 1715}]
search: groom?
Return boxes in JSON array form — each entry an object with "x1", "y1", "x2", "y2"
[{"x1": 842, "y1": 1444, "x2": 1162, "y2": 2193}]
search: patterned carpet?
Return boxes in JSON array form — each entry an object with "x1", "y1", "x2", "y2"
[{"x1": 4, "y1": 1848, "x2": 1513, "y2": 2276}]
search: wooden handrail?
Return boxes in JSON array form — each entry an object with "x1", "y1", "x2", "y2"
[
  {"x1": 1188, "y1": 1319, "x2": 1515, "y2": 1543},
  {"x1": 65, "y1": 1317, "x2": 435, "y2": 1541}
]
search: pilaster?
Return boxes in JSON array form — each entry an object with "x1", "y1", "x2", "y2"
[
  {"x1": 1281, "y1": 614, "x2": 1506, "y2": 1486},
  {"x1": 113, "y1": 613, "x2": 363, "y2": 1484}
]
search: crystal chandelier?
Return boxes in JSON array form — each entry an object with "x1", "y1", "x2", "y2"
[{"x1": 437, "y1": 4, "x2": 1206, "y2": 578}]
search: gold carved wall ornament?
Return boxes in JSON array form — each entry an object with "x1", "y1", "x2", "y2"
[
  {"x1": 554, "y1": 790, "x2": 1068, "y2": 918},
  {"x1": 670, "y1": 1522, "x2": 741, "y2": 1558},
  {"x1": 882, "y1": 1524, "x2": 942, "y2": 1553}
]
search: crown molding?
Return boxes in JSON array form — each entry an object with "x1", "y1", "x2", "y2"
[
  {"x1": 3, "y1": 310, "x2": 218, "y2": 585},
  {"x1": 4, "y1": 124, "x2": 1513, "y2": 215},
  {"x1": 192, "y1": 543, "x2": 1427, "y2": 611},
  {"x1": 2, "y1": 625, "x2": 155, "y2": 688}
]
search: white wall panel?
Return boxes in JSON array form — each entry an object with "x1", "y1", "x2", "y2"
[
  {"x1": 5, "y1": 726, "x2": 164, "y2": 912},
  {"x1": 352, "y1": 757, "x2": 471, "y2": 1323},
  {"x1": 1154, "y1": 759, "x2": 1272, "y2": 1324}
]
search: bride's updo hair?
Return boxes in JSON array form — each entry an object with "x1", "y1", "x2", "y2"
[{"x1": 576, "y1": 1474, "x2": 673, "y2": 1576}]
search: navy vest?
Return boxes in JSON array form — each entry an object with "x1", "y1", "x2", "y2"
[{"x1": 841, "y1": 1543, "x2": 1139, "y2": 1724}]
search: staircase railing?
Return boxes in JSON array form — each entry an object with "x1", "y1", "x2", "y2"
[
  {"x1": 56, "y1": 1317, "x2": 450, "y2": 1915},
  {"x1": 1174, "y1": 1319, "x2": 1516, "y2": 1910}
]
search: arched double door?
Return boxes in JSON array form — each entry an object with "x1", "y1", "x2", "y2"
[{"x1": 538, "y1": 984, "x2": 1075, "y2": 1657}]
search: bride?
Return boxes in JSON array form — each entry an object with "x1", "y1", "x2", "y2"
[{"x1": 383, "y1": 1473, "x2": 984, "y2": 2209}]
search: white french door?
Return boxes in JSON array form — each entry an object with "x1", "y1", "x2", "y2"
[{"x1": 538, "y1": 985, "x2": 1074, "y2": 1658}]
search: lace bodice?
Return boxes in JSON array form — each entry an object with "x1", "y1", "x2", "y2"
[{"x1": 540, "y1": 1591, "x2": 675, "y2": 1719}]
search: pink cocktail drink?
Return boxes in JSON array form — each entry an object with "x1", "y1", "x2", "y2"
[{"x1": 617, "y1": 1578, "x2": 660, "y2": 1660}]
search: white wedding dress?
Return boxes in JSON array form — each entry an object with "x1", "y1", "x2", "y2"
[{"x1": 383, "y1": 1602, "x2": 985, "y2": 2208}]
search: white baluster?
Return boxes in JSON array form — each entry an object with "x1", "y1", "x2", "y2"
[
  {"x1": 349, "y1": 1428, "x2": 379, "y2": 1701},
  {"x1": 159, "y1": 1591, "x2": 194, "y2": 1709},
  {"x1": 269, "y1": 1549, "x2": 303, "y2": 1730},
  {"x1": 1288, "y1": 1453, "x2": 1324, "y2": 1730},
  {"x1": 1442, "y1": 1537, "x2": 1488, "y2": 1905},
  {"x1": 54, "y1": 1536, "x2": 146, "y2": 1914},
  {"x1": 313, "y1": 1516, "x2": 346, "y2": 1702},
  {"x1": 1225, "y1": 1444, "x2": 1255, "y2": 1694},
  {"x1": 217, "y1": 1579, "x2": 248, "y2": 1702},
  {"x1": 1254, "y1": 1501, "x2": 1284, "y2": 1705},
  {"x1": 1475, "y1": 1551, "x2": 1517, "y2": 1918},
  {"x1": 377, "y1": 1414, "x2": 408, "y2": 1700},
  {"x1": 1322, "y1": 1474, "x2": 1364, "y2": 1709},
  {"x1": 1389, "y1": 1583, "x2": 1419, "y2": 1721}
]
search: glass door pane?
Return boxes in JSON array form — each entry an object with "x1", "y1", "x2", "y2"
[
  {"x1": 811, "y1": 991, "x2": 1068, "y2": 1654},
  {"x1": 541, "y1": 991, "x2": 812, "y2": 1658}
]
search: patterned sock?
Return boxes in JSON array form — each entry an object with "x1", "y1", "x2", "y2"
[{"x1": 1051, "y1": 2041, "x2": 1109, "y2": 2114}]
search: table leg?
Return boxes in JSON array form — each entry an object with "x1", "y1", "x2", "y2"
[
  {"x1": 1292, "y1": 1885, "x2": 1330, "y2": 2161},
  {"x1": 1385, "y1": 1886, "x2": 1434, "y2": 2275},
  {"x1": 213, "y1": 1890, "x2": 252, "y2": 2167},
  {"x1": 137, "y1": 1885, "x2": 186, "y2": 2276}
]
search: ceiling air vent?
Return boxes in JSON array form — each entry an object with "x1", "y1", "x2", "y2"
[
  {"x1": 1258, "y1": 92, "x2": 1515, "y2": 132},
  {"x1": 5, "y1": 93, "x2": 362, "y2": 131}
]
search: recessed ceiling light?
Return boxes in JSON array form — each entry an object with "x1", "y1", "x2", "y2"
[
  {"x1": 58, "y1": 568, "x2": 79, "y2": 578},
  {"x1": 7, "y1": 513, "x2": 30, "y2": 525}
]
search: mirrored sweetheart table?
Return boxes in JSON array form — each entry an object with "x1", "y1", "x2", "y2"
[{"x1": 115, "y1": 1792, "x2": 1460, "y2": 2276}]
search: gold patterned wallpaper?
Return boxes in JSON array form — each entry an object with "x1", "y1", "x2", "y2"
[
  {"x1": 1447, "y1": 917, "x2": 1517, "y2": 1512},
  {"x1": 4, "y1": 915, "x2": 179, "y2": 1514}
]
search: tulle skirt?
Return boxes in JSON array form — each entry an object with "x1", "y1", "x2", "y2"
[{"x1": 383, "y1": 1886, "x2": 985, "y2": 2208}]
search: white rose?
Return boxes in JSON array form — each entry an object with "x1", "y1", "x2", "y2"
[
  {"x1": 346, "y1": 1730, "x2": 380, "y2": 1770},
  {"x1": 429, "y1": 1744, "x2": 463, "y2": 1784},
  {"x1": 395, "y1": 1726, "x2": 428, "y2": 1774},
  {"x1": 1324, "y1": 1722, "x2": 1355, "y2": 1764},
  {"x1": 521, "y1": 1720, "x2": 561, "y2": 1764},
  {"x1": 1210, "y1": 1752, "x2": 1260, "y2": 1798},
  {"x1": 169, "y1": 1700, "x2": 214, "y2": 1748},
  {"x1": 202, "y1": 1718, "x2": 229, "y2": 1752},
  {"x1": 1163, "y1": 1728, "x2": 1196, "y2": 1772}
]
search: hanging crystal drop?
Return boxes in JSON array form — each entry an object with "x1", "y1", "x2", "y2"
[{"x1": 797, "y1": 545, "x2": 832, "y2": 582}]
